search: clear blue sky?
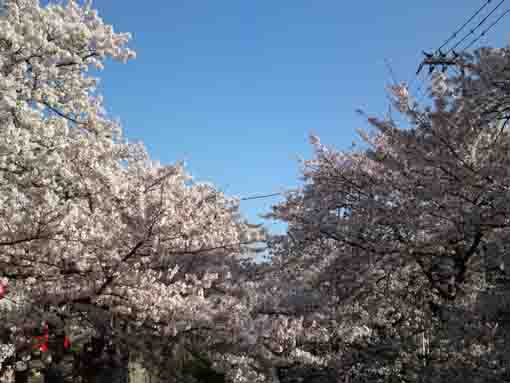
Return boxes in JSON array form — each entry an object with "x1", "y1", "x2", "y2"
[{"x1": 88, "y1": 1, "x2": 509, "y2": 233}]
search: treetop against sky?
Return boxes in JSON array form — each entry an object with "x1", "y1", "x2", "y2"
[{"x1": 85, "y1": 0, "x2": 510, "y2": 234}]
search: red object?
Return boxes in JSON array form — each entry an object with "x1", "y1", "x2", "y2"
[
  {"x1": 64, "y1": 336, "x2": 71, "y2": 349},
  {"x1": 32, "y1": 330, "x2": 71, "y2": 352},
  {"x1": 39, "y1": 342, "x2": 48, "y2": 353},
  {"x1": 0, "y1": 283, "x2": 6, "y2": 299},
  {"x1": 33, "y1": 333, "x2": 49, "y2": 352}
]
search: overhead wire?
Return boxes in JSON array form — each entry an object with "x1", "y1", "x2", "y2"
[
  {"x1": 462, "y1": 6, "x2": 510, "y2": 50},
  {"x1": 240, "y1": 192, "x2": 283, "y2": 201},
  {"x1": 408, "y1": 0, "x2": 504, "y2": 105},
  {"x1": 436, "y1": 0, "x2": 493, "y2": 53},
  {"x1": 447, "y1": 0, "x2": 507, "y2": 53}
]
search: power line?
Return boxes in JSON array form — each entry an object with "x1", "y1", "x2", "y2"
[
  {"x1": 407, "y1": 2, "x2": 494, "y2": 105},
  {"x1": 463, "y1": 7, "x2": 510, "y2": 50},
  {"x1": 412, "y1": 0, "x2": 507, "y2": 88},
  {"x1": 448, "y1": 0, "x2": 507, "y2": 53},
  {"x1": 396, "y1": 1, "x2": 506, "y2": 126},
  {"x1": 436, "y1": 0, "x2": 493, "y2": 53},
  {"x1": 240, "y1": 192, "x2": 283, "y2": 201},
  {"x1": 415, "y1": 0, "x2": 497, "y2": 77}
]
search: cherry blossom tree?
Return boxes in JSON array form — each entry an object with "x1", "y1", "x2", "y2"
[
  {"x1": 264, "y1": 46, "x2": 510, "y2": 382},
  {"x1": 0, "y1": 1, "x2": 264, "y2": 381}
]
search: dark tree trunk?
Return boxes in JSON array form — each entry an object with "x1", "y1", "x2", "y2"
[{"x1": 76, "y1": 337, "x2": 129, "y2": 383}]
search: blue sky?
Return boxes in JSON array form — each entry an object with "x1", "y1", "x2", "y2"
[{"x1": 89, "y1": 1, "x2": 509, "y2": 234}]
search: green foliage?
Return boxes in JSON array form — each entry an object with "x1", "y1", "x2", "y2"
[{"x1": 181, "y1": 350, "x2": 225, "y2": 383}]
